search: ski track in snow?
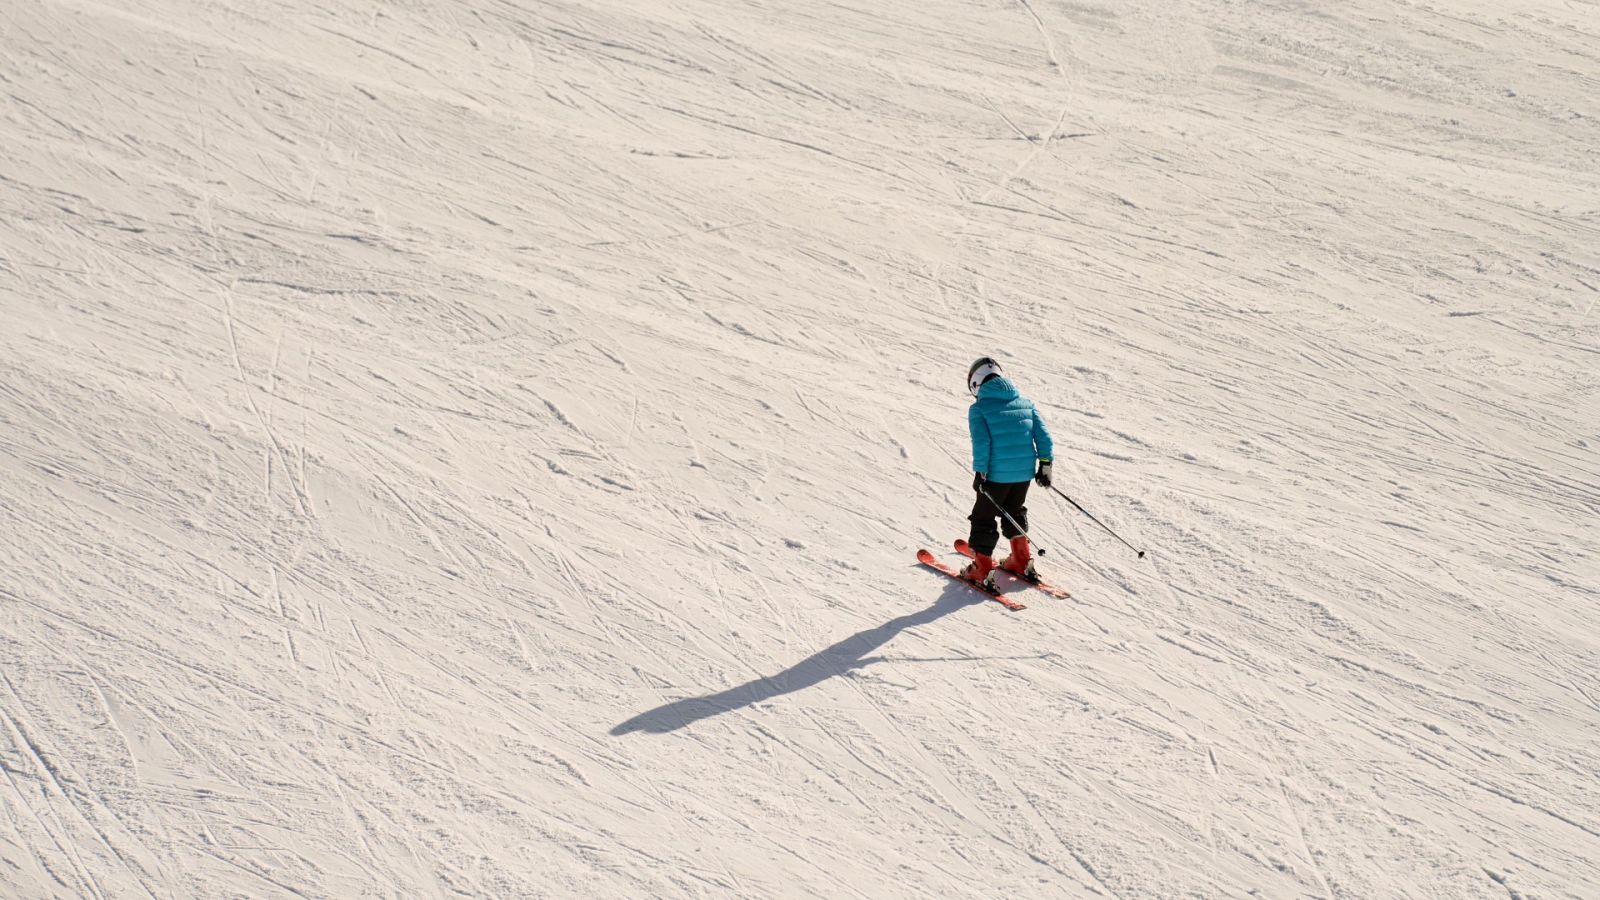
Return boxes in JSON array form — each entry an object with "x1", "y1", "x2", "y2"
[{"x1": 2, "y1": 0, "x2": 1598, "y2": 896}]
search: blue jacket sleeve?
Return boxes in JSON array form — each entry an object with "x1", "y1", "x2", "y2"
[
  {"x1": 1031, "y1": 403, "x2": 1054, "y2": 460},
  {"x1": 968, "y1": 404, "x2": 991, "y2": 475}
]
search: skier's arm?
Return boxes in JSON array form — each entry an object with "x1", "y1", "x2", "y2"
[
  {"x1": 1031, "y1": 404, "x2": 1055, "y2": 461},
  {"x1": 1031, "y1": 405, "x2": 1055, "y2": 487},
  {"x1": 968, "y1": 405, "x2": 991, "y2": 477}
]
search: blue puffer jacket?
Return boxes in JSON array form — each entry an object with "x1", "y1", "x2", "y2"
[{"x1": 969, "y1": 377, "x2": 1053, "y2": 483}]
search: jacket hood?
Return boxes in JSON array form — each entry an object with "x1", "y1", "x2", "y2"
[{"x1": 976, "y1": 376, "x2": 1020, "y2": 401}]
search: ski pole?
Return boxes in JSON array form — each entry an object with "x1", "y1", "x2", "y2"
[
  {"x1": 977, "y1": 485, "x2": 1048, "y2": 556},
  {"x1": 1048, "y1": 484, "x2": 1145, "y2": 559}
]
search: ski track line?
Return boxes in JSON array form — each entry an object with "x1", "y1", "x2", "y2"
[
  {"x1": 831, "y1": 647, "x2": 999, "y2": 839},
  {"x1": 18, "y1": 669, "x2": 177, "y2": 898},
  {"x1": 263, "y1": 327, "x2": 285, "y2": 505},
  {"x1": 0, "y1": 802, "x2": 62, "y2": 894},
  {"x1": 93, "y1": 672, "x2": 253, "y2": 800},
  {"x1": 371, "y1": 468, "x2": 467, "y2": 573},
  {"x1": 358, "y1": 620, "x2": 616, "y2": 791},
  {"x1": 583, "y1": 690, "x2": 767, "y2": 894},
  {"x1": 271, "y1": 563, "x2": 301, "y2": 669},
  {"x1": 947, "y1": 704, "x2": 1106, "y2": 893},
  {"x1": 325, "y1": 771, "x2": 408, "y2": 892},
  {"x1": 216, "y1": 282, "x2": 309, "y2": 517},
  {"x1": 540, "y1": 527, "x2": 624, "y2": 649},
  {"x1": 0, "y1": 675, "x2": 131, "y2": 900},
  {"x1": 1534, "y1": 649, "x2": 1600, "y2": 716},
  {"x1": 0, "y1": 734, "x2": 104, "y2": 900},
  {"x1": 298, "y1": 348, "x2": 313, "y2": 504},
  {"x1": 7, "y1": 591, "x2": 537, "y2": 815},
  {"x1": 1356, "y1": 720, "x2": 1600, "y2": 867},
  {"x1": 992, "y1": 685, "x2": 1129, "y2": 899},
  {"x1": 195, "y1": 843, "x2": 314, "y2": 899},
  {"x1": 0, "y1": 755, "x2": 58, "y2": 885},
  {"x1": 1275, "y1": 768, "x2": 1334, "y2": 899},
  {"x1": 1048, "y1": 688, "x2": 1217, "y2": 895},
  {"x1": 350, "y1": 620, "x2": 407, "y2": 714},
  {"x1": 1214, "y1": 680, "x2": 1313, "y2": 892},
  {"x1": 75, "y1": 667, "x2": 181, "y2": 889},
  {"x1": 1128, "y1": 569, "x2": 1329, "y2": 891}
]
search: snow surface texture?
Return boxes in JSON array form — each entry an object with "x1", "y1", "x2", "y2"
[{"x1": 2, "y1": 0, "x2": 1598, "y2": 896}]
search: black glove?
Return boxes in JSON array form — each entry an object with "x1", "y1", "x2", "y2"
[
  {"x1": 972, "y1": 472, "x2": 986, "y2": 492},
  {"x1": 1035, "y1": 459, "x2": 1053, "y2": 488}
]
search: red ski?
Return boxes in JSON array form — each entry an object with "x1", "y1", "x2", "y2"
[
  {"x1": 917, "y1": 549, "x2": 1026, "y2": 611},
  {"x1": 954, "y1": 540, "x2": 1072, "y2": 599}
]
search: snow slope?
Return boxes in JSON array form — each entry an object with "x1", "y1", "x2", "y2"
[{"x1": 2, "y1": 0, "x2": 1598, "y2": 896}]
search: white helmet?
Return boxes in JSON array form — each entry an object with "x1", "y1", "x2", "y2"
[{"x1": 967, "y1": 357, "x2": 1003, "y2": 396}]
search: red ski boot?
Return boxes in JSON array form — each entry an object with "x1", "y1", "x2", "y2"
[
  {"x1": 1000, "y1": 536, "x2": 1038, "y2": 582},
  {"x1": 959, "y1": 552, "x2": 999, "y2": 592}
]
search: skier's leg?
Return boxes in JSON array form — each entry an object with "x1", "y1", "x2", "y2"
[
  {"x1": 998, "y1": 482, "x2": 1037, "y2": 578},
  {"x1": 967, "y1": 490, "x2": 1002, "y2": 557},
  {"x1": 963, "y1": 490, "x2": 1002, "y2": 587},
  {"x1": 997, "y1": 481, "x2": 1030, "y2": 538}
]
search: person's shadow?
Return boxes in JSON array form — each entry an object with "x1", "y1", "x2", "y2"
[{"x1": 612, "y1": 581, "x2": 988, "y2": 735}]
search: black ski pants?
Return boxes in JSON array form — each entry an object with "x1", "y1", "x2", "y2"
[{"x1": 969, "y1": 480, "x2": 1029, "y2": 557}]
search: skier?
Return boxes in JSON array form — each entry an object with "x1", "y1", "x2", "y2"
[{"x1": 960, "y1": 357, "x2": 1054, "y2": 589}]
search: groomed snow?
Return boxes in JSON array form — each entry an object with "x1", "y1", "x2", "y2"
[{"x1": 2, "y1": 0, "x2": 1597, "y2": 896}]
